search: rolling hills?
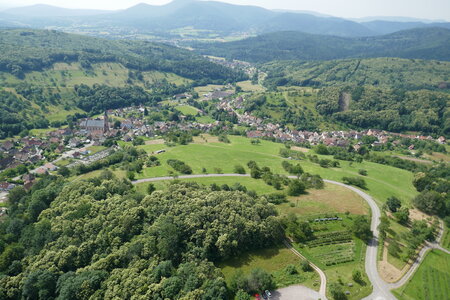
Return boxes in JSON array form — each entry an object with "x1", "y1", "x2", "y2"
[
  {"x1": 2, "y1": 0, "x2": 449, "y2": 40},
  {"x1": 195, "y1": 28, "x2": 450, "y2": 62},
  {"x1": 0, "y1": 28, "x2": 245, "y2": 83},
  {"x1": 0, "y1": 28, "x2": 245, "y2": 138}
]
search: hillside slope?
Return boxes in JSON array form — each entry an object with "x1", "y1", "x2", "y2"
[
  {"x1": 0, "y1": 28, "x2": 245, "y2": 83},
  {"x1": 262, "y1": 58, "x2": 450, "y2": 89},
  {"x1": 195, "y1": 28, "x2": 450, "y2": 62}
]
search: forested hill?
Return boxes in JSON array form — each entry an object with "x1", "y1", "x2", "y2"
[
  {"x1": 194, "y1": 28, "x2": 450, "y2": 62},
  {"x1": 262, "y1": 58, "x2": 450, "y2": 90},
  {"x1": 0, "y1": 29, "x2": 245, "y2": 82}
]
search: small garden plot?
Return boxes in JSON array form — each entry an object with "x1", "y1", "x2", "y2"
[
  {"x1": 306, "y1": 231, "x2": 353, "y2": 247},
  {"x1": 313, "y1": 242, "x2": 356, "y2": 266}
]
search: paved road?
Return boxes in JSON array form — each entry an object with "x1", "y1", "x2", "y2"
[{"x1": 325, "y1": 180, "x2": 395, "y2": 300}]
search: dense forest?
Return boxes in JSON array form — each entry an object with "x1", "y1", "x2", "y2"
[
  {"x1": 195, "y1": 28, "x2": 450, "y2": 62},
  {"x1": 262, "y1": 58, "x2": 450, "y2": 90},
  {"x1": 0, "y1": 90, "x2": 50, "y2": 139},
  {"x1": 0, "y1": 174, "x2": 284, "y2": 299},
  {"x1": 316, "y1": 86, "x2": 450, "y2": 135},
  {"x1": 0, "y1": 29, "x2": 246, "y2": 83}
]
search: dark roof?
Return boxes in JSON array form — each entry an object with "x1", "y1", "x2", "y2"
[{"x1": 81, "y1": 119, "x2": 105, "y2": 128}]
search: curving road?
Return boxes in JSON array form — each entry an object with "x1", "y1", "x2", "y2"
[{"x1": 133, "y1": 174, "x2": 439, "y2": 300}]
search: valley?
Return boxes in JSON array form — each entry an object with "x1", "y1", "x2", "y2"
[{"x1": 0, "y1": 2, "x2": 449, "y2": 299}]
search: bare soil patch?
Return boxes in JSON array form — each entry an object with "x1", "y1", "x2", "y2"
[
  {"x1": 145, "y1": 139, "x2": 165, "y2": 145},
  {"x1": 291, "y1": 146, "x2": 310, "y2": 153}
]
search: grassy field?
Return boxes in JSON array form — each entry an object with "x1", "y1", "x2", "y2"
[
  {"x1": 278, "y1": 183, "x2": 369, "y2": 216},
  {"x1": 237, "y1": 80, "x2": 266, "y2": 92},
  {"x1": 393, "y1": 250, "x2": 450, "y2": 300},
  {"x1": 195, "y1": 115, "x2": 216, "y2": 124},
  {"x1": 218, "y1": 246, "x2": 320, "y2": 291},
  {"x1": 134, "y1": 135, "x2": 417, "y2": 205},
  {"x1": 175, "y1": 105, "x2": 199, "y2": 116},
  {"x1": 194, "y1": 84, "x2": 224, "y2": 95}
]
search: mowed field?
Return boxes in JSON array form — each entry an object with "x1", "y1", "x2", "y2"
[
  {"x1": 218, "y1": 247, "x2": 320, "y2": 291},
  {"x1": 393, "y1": 250, "x2": 450, "y2": 300},
  {"x1": 134, "y1": 135, "x2": 417, "y2": 205}
]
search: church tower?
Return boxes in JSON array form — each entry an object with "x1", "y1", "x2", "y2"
[{"x1": 104, "y1": 111, "x2": 109, "y2": 133}]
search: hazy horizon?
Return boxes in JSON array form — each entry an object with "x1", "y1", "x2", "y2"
[{"x1": 1, "y1": 0, "x2": 449, "y2": 21}]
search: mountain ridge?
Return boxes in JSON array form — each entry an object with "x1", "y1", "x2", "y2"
[
  {"x1": 194, "y1": 27, "x2": 450, "y2": 62},
  {"x1": 1, "y1": 1, "x2": 449, "y2": 38}
]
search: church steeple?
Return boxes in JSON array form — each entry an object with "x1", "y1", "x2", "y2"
[{"x1": 104, "y1": 111, "x2": 109, "y2": 132}]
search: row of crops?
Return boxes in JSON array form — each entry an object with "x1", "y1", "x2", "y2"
[
  {"x1": 314, "y1": 242, "x2": 356, "y2": 266},
  {"x1": 306, "y1": 230, "x2": 352, "y2": 247}
]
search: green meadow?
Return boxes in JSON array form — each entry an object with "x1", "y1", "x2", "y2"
[
  {"x1": 135, "y1": 135, "x2": 417, "y2": 205},
  {"x1": 393, "y1": 250, "x2": 450, "y2": 300}
]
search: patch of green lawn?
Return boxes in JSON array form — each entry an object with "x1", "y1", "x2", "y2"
[
  {"x1": 393, "y1": 250, "x2": 450, "y2": 300},
  {"x1": 195, "y1": 115, "x2": 215, "y2": 124},
  {"x1": 175, "y1": 105, "x2": 199, "y2": 116},
  {"x1": 218, "y1": 246, "x2": 320, "y2": 291},
  {"x1": 135, "y1": 135, "x2": 417, "y2": 205}
]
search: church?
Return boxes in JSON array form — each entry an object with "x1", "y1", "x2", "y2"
[{"x1": 79, "y1": 112, "x2": 109, "y2": 135}]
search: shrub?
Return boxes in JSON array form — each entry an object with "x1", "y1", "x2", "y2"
[
  {"x1": 147, "y1": 183, "x2": 156, "y2": 194},
  {"x1": 342, "y1": 176, "x2": 367, "y2": 189},
  {"x1": 167, "y1": 159, "x2": 192, "y2": 174},
  {"x1": 126, "y1": 171, "x2": 135, "y2": 181},
  {"x1": 386, "y1": 196, "x2": 401, "y2": 212},
  {"x1": 218, "y1": 134, "x2": 230, "y2": 143},
  {"x1": 265, "y1": 193, "x2": 287, "y2": 204},
  {"x1": 234, "y1": 165, "x2": 246, "y2": 174},
  {"x1": 358, "y1": 169, "x2": 368, "y2": 176},
  {"x1": 285, "y1": 264, "x2": 298, "y2": 275},
  {"x1": 287, "y1": 180, "x2": 306, "y2": 196},
  {"x1": 301, "y1": 260, "x2": 312, "y2": 272}
]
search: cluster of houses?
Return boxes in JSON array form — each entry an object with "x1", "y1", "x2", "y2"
[
  {"x1": 206, "y1": 56, "x2": 258, "y2": 77},
  {"x1": 0, "y1": 137, "x2": 50, "y2": 171},
  {"x1": 246, "y1": 126, "x2": 447, "y2": 149},
  {"x1": 217, "y1": 95, "x2": 448, "y2": 148}
]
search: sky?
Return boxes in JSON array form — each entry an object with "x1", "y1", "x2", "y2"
[{"x1": 1, "y1": 0, "x2": 449, "y2": 21}]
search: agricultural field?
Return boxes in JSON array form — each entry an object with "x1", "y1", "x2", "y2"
[
  {"x1": 393, "y1": 250, "x2": 450, "y2": 300},
  {"x1": 194, "y1": 84, "x2": 224, "y2": 95},
  {"x1": 218, "y1": 247, "x2": 320, "y2": 291},
  {"x1": 237, "y1": 80, "x2": 266, "y2": 92},
  {"x1": 292, "y1": 215, "x2": 371, "y2": 299}
]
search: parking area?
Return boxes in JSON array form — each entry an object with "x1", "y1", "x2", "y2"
[{"x1": 270, "y1": 285, "x2": 321, "y2": 300}]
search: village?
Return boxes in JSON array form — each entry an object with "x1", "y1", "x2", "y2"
[{"x1": 0, "y1": 89, "x2": 447, "y2": 197}]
